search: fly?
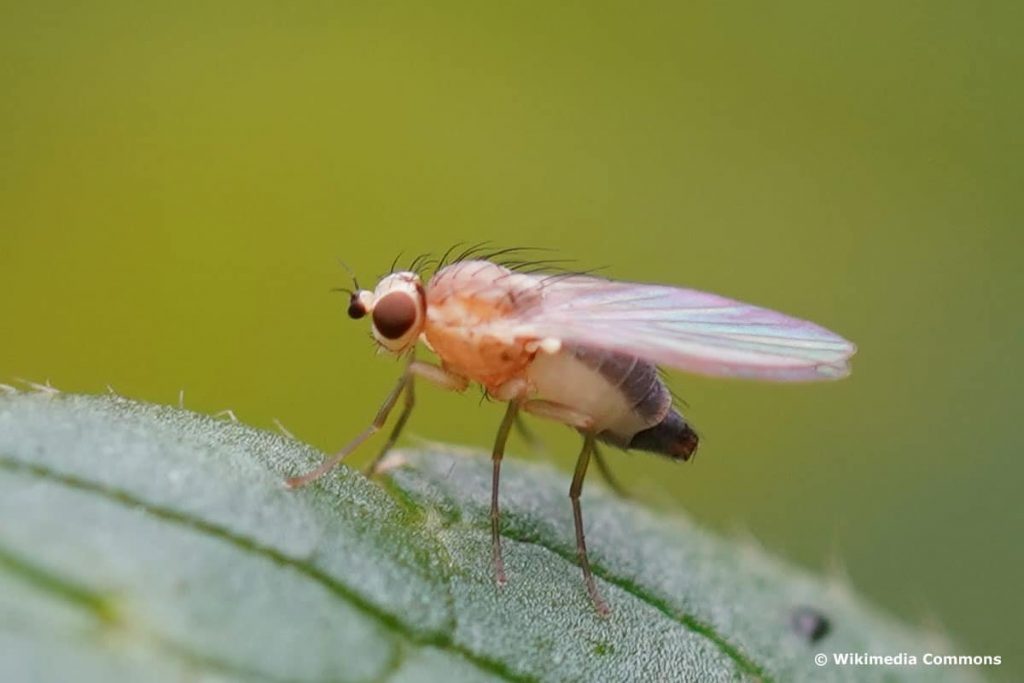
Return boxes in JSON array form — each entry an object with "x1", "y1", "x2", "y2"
[{"x1": 286, "y1": 250, "x2": 857, "y2": 615}]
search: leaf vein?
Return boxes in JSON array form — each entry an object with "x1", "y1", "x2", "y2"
[{"x1": 0, "y1": 456, "x2": 534, "y2": 683}]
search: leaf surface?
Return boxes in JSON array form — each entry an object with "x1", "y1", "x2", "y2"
[{"x1": 0, "y1": 393, "x2": 978, "y2": 682}]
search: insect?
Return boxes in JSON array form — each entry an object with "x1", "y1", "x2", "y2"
[{"x1": 286, "y1": 248, "x2": 856, "y2": 614}]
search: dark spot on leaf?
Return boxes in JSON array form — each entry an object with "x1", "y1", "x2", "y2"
[{"x1": 791, "y1": 606, "x2": 830, "y2": 643}]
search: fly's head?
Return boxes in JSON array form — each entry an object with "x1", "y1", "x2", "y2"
[{"x1": 347, "y1": 271, "x2": 425, "y2": 354}]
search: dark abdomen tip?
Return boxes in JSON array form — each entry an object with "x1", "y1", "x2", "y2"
[{"x1": 628, "y1": 409, "x2": 699, "y2": 461}]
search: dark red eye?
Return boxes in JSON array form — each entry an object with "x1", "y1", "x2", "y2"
[{"x1": 372, "y1": 292, "x2": 418, "y2": 340}]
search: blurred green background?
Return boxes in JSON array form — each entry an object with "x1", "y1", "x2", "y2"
[{"x1": 1, "y1": 1, "x2": 1020, "y2": 676}]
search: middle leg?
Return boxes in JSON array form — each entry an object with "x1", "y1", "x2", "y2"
[{"x1": 490, "y1": 400, "x2": 520, "y2": 587}]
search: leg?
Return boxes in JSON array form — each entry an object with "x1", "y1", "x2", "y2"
[
  {"x1": 520, "y1": 399, "x2": 594, "y2": 431},
  {"x1": 513, "y1": 413, "x2": 547, "y2": 455},
  {"x1": 364, "y1": 360, "x2": 468, "y2": 474},
  {"x1": 592, "y1": 443, "x2": 631, "y2": 499},
  {"x1": 408, "y1": 360, "x2": 469, "y2": 392},
  {"x1": 364, "y1": 376, "x2": 415, "y2": 476},
  {"x1": 517, "y1": 398, "x2": 610, "y2": 612},
  {"x1": 571, "y1": 433, "x2": 610, "y2": 615},
  {"x1": 285, "y1": 360, "x2": 466, "y2": 488},
  {"x1": 284, "y1": 372, "x2": 410, "y2": 488},
  {"x1": 515, "y1": 410, "x2": 622, "y2": 494},
  {"x1": 490, "y1": 400, "x2": 520, "y2": 587}
]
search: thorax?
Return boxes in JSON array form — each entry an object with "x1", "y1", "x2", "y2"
[
  {"x1": 420, "y1": 262, "x2": 670, "y2": 440},
  {"x1": 422, "y1": 260, "x2": 541, "y2": 391}
]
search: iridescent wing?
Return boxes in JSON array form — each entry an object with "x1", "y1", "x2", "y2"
[{"x1": 490, "y1": 274, "x2": 856, "y2": 381}]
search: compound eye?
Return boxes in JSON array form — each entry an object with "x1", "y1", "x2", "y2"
[{"x1": 372, "y1": 292, "x2": 418, "y2": 340}]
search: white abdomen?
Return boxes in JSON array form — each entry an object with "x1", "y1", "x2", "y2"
[{"x1": 525, "y1": 346, "x2": 670, "y2": 444}]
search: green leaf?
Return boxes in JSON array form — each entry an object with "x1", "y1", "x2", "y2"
[{"x1": 0, "y1": 392, "x2": 977, "y2": 683}]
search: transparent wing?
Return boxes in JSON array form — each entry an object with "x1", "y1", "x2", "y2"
[{"x1": 495, "y1": 274, "x2": 857, "y2": 381}]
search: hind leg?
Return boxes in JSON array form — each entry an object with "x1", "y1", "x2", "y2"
[
  {"x1": 570, "y1": 433, "x2": 610, "y2": 615},
  {"x1": 592, "y1": 443, "x2": 631, "y2": 498},
  {"x1": 516, "y1": 399, "x2": 609, "y2": 612}
]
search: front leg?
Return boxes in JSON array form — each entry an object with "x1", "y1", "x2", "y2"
[
  {"x1": 364, "y1": 361, "x2": 468, "y2": 475},
  {"x1": 285, "y1": 360, "x2": 467, "y2": 488},
  {"x1": 363, "y1": 376, "x2": 415, "y2": 476}
]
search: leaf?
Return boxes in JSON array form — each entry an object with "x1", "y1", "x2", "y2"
[{"x1": 0, "y1": 392, "x2": 978, "y2": 683}]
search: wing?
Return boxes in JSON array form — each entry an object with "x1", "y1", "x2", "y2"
[{"x1": 491, "y1": 274, "x2": 856, "y2": 381}]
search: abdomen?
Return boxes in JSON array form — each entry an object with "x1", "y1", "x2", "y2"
[{"x1": 526, "y1": 344, "x2": 699, "y2": 460}]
